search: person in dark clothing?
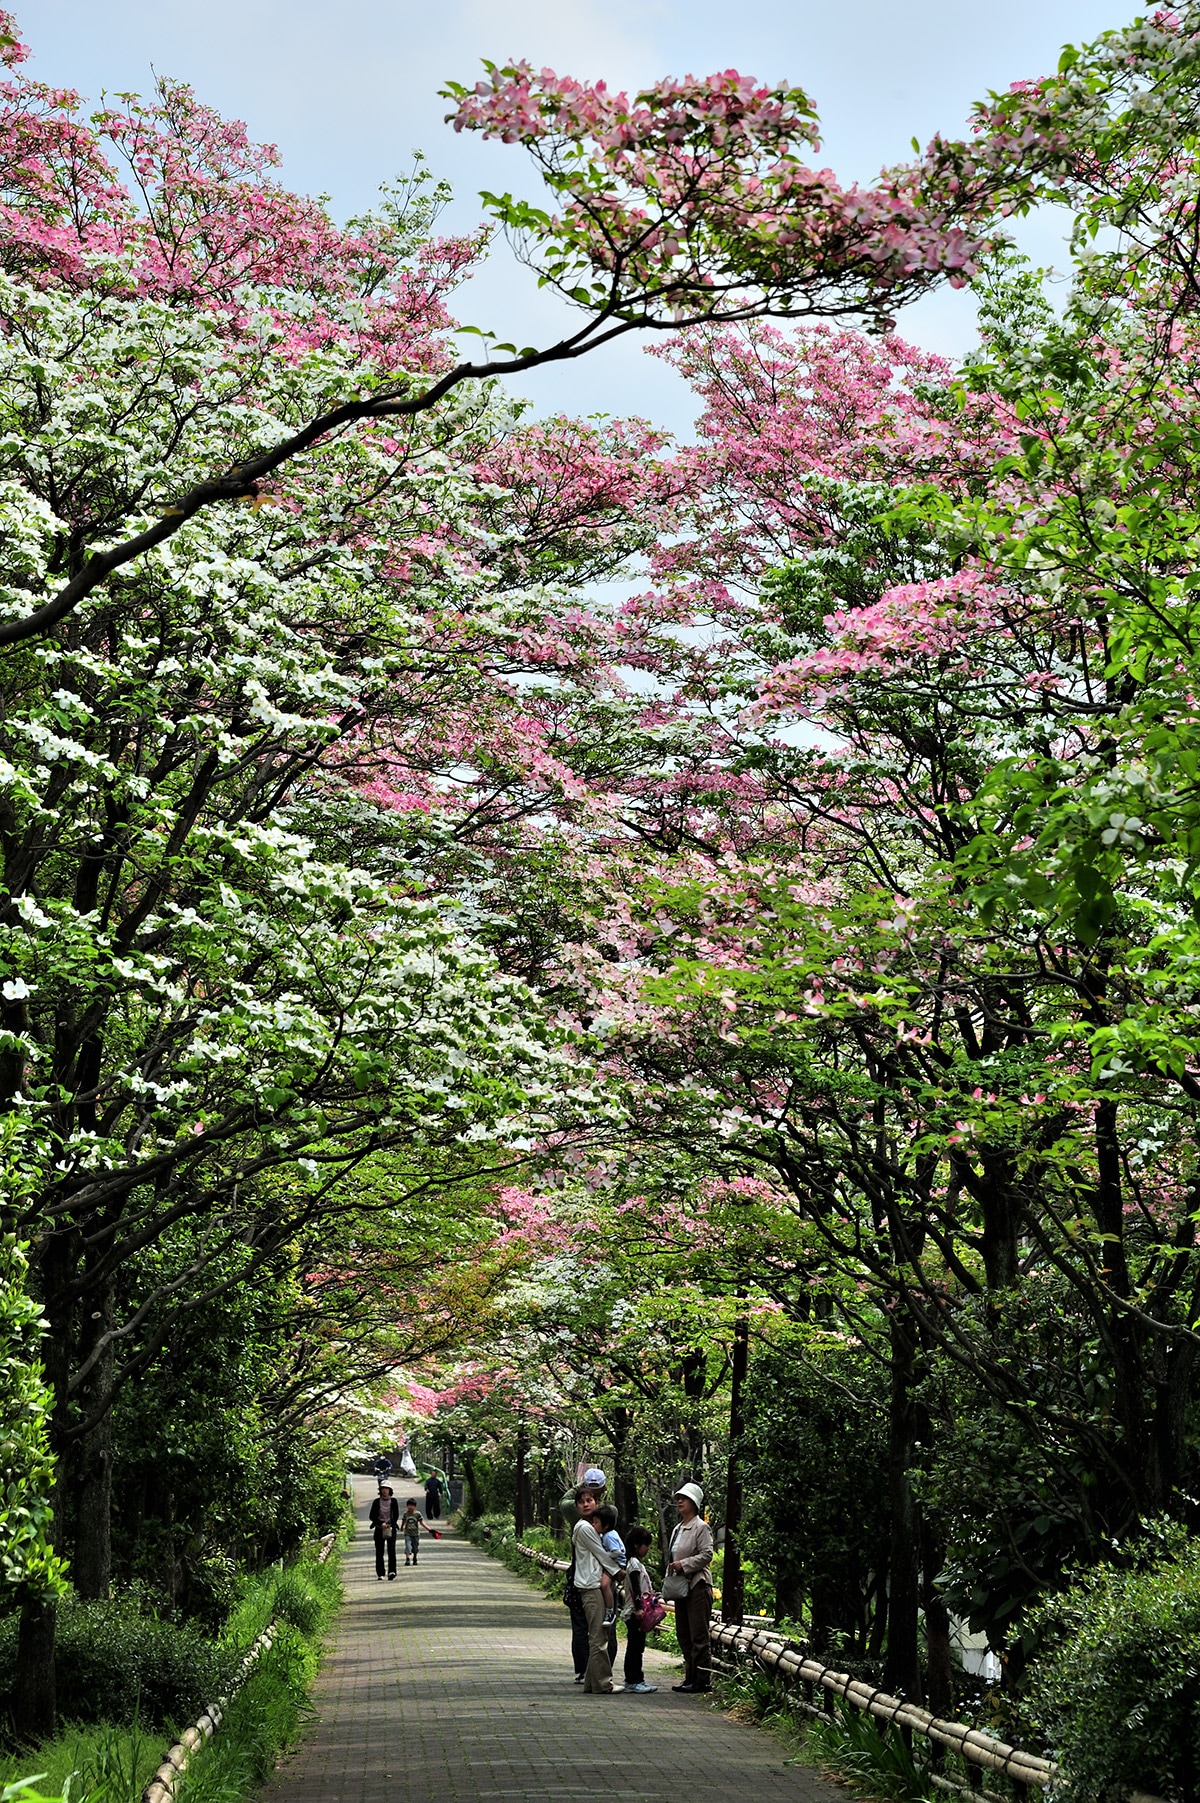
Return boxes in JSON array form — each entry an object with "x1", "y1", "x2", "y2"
[
  {"x1": 369, "y1": 1485, "x2": 400, "y2": 1579},
  {"x1": 423, "y1": 1472, "x2": 443, "y2": 1520},
  {"x1": 621, "y1": 1525, "x2": 658, "y2": 1692},
  {"x1": 564, "y1": 1564, "x2": 589, "y2": 1679},
  {"x1": 373, "y1": 1452, "x2": 393, "y2": 1485}
]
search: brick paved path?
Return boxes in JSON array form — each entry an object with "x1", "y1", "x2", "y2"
[{"x1": 260, "y1": 1477, "x2": 843, "y2": 1803}]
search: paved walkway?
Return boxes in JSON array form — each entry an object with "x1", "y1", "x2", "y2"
[{"x1": 261, "y1": 1478, "x2": 842, "y2": 1803}]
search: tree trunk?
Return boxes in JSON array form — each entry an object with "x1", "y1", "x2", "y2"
[
  {"x1": 462, "y1": 1448, "x2": 484, "y2": 1518},
  {"x1": 978, "y1": 1155, "x2": 1021, "y2": 1290},
  {"x1": 13, "y1": 1591, "x2": 57, "y2": 1741},
  {"x1": 921, "y1": 1523, "x2": 953, "y2": 1717},
  {"x1": 884, "y1": 1315, "x2": 922, "y2": 1702},
  {"x1": 721, "y1": 1305, "x2": 749, "y2": 1626},
  {"x1": 73, "y1": 1276, "x2": 116, "y2": 1597},
  {"x1": 610, "y1": 1407, "x2": 640, "y2": 1527},
  {"x1": 680, "y1": 1348, "x2": 706, "y2": 1480},
  {"x1": 514, "y1": 1423, "x2": 528, "y2": 1536}
]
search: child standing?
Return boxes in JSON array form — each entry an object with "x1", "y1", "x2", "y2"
[
  {"x1": 621, "y1": 1525, "x2": 658, "y2": 1692},
  {"x1": 401, "y1": 1498, "x2": 429, "y2": 1565},
  {"x1": 595, "y1": 1503, "x2": 626, "y2": 1626}
]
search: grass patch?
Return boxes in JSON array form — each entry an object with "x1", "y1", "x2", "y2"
[
  {"x1": 806, "y1": 1702, "x2": 938, "y2": 1802},
  {"x1": 172, "y1": 1546, "x2": 342, "y2": 1803},
  {"x1": 713, "y1": 1659, "x2": 947, "y2": 1802},
  {"x1": 0, "y1": 1724, "x2": 162, "y2": 1803},
  {"x1": 0, "y1": 1534, "x2": 345, "y2": 1803}
]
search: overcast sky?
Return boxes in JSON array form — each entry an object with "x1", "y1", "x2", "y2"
[{"x1": 24, "y1": 0, "x2": 1125, "y2": 434}]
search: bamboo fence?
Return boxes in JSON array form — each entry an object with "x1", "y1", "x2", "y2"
[
  {"x1": 140, "y1": 1530, "x2": 338, "y2": 1803},
  {"x1": 480, "y1": 1527, "x2": 1056, "y2": 1796}
]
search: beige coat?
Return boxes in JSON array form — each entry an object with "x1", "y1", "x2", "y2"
[{"x1": 669, "y1": 1515, "x2": 714, "y2": 1591}]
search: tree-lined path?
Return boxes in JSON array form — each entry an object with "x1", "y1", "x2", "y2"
[{"x1": 261, "y1": 1480, "x2": 841, "y2": 1803}]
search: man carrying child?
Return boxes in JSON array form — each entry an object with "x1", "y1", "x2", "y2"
[{"x1": 569, "y1": 1484, "x2": 623, "y2": 1693}]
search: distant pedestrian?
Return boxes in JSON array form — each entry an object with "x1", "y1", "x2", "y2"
[
  {"x1": 424, "y1": 1471, "x2": 443, "y2": 1520},
  {"x1": 373, "y1": 1451, "x2": 393, "y2": 1486},
  {"x1": 401, "y1": 1498, "x2": 430, "y2": 1564},
  {"x1": 621, "y1": 1525, "x2": 659, "y2": 1693},
  {"x1": 370, "y1": 1485, "x2": 400, "y2": 1581},
  {"x1": 667, "y1": 1483, "x2": 713, "y2": 1693}
]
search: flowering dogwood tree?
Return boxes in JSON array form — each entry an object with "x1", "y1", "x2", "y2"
[{"x1": 0, "y1": 7, "x2": 1037, "y2": 654}]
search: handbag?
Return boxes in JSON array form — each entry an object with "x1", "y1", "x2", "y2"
[
  {"x1": 662, "y1": 1524, "x2": 690, "y2": 1602},
  {"x1": 640, "y1": 1591, "x2": 668, "y2": 1630}
]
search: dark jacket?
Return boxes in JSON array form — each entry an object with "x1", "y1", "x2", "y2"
[{"x1": 370, "y1": 1496, "x2": 400, "y2": 1534}]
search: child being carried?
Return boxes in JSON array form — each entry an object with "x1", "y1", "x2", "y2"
[{"x1": 595, "y1": 1502, "x2": 627, "y2": 1626}]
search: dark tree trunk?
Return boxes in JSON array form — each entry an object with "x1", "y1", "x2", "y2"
[
  {"x1": 73, "y1": 1276, "x2": 116, "y2": 1597},
  {"x1": 461, "y1": 1448, "x2": 484, "y2": 1518},
  {"x1": 13, "y1": 1591, "x2": 57, "y2": 1741},
  {"x1": 721, "y1": 1306, "x2": 749, "y2": 1626},
  {"x1": 610, "y1": 1407, "x2": 639, "y2": 1527},
  {"x1": 868, "y1": 1555, "x2": 889, "y2": 1659},
  {"x1": 515, "y1": 1424, "x2": 528, "y2": 1536},
  {"x1": 921, "y1": 1523, "x2": 953, "y2": 1717},
  {"x1": 775, "y1": 1567, "x2": 805, "y2": 1633},
  {"x1": 884, "y1": 1315, "x2": 922, "y2": 1702},
  {"x1": 978, "y1": 1154, "x2": 1021, "y2": 1290},
  {"x1": 679, "y1": 1348, "x2": 706, "y2": 1479}
]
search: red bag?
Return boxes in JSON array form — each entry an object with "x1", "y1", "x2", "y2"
[{"x1": 639, "y1": 1592, "x2": 667, "y2": 1631}]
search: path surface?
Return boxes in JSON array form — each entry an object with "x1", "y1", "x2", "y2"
[{"x1": 260, "y1": 1477, "x2": 843, "y2": 1803}]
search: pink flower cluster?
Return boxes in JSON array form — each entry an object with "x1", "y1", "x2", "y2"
[
  {"x1": 447, "y1": 61, "x2": 998, "y2": 319},
  {"x1": 0, "y1": 14, "x2": 475, "y2": 367}
]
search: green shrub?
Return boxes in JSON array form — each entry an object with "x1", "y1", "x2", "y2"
[
  {"x1": 173, "y1": 1551, "x2": 339, "y2": 1803},
  {"x1": 173, "y1": 1628, "x2": 313, "y2": 1803},
  {"x1": 220, "y1": 1541, "x2": 341, "y2": 1654},
  {"x1": 1022, "y1": 1525, "x2": 1200, "y2": 1801},
  {"x1": 263, "y1": 1560, "x2": 339, "y2": 1641},
  {"x1": 0, "y1": 1597, "x2": 236, "y2": 1732},
  {"x1": 806, "y1": 1702, "x2": 936, "y2": 1803}
]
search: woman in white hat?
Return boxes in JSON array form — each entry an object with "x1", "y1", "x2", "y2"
[{"x1": 666, "y1": 1482, "x2": 713, "y2": 1692}]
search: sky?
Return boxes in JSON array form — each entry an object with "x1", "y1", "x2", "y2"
[{"x1": 22, "y1": 0, "x2": 1125, "y2": 436}]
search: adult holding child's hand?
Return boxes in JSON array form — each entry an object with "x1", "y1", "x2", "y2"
[{"x1": 664, "y1": 1483, "x2": 713, "y2": 1693}]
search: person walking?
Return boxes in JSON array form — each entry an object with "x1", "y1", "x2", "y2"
[
  {"x1": 570, "y1": 1484, "x2": 622, "y2": 1694},
  {"x1": 423, "y1": 1470, "x2": 443, "y2": 1520},
  {"x1": 621, "y1": 1525, "x2": 659, "y2": 1693},
  {"x1": 400, "y1": 1497, "x2": 429, "y2": 1564},
  {"x1": 667, "y1": 1482, "x2": 714, "y2": 1692},
  {"x1": 369, "y1": 1484, "x2": 400, "y2": 1581}
]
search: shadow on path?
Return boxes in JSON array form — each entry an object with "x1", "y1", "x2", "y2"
[{"x1": 259, "y1": 1476, "x2": 844, "y2": 1803}]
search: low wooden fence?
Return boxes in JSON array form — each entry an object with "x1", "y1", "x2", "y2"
[
  {"x1": 708, "y1": 1622, "x2": 1052, "y2": 1800},
  {"x1": 479, "y1": 1526, "x2": 1055, "y2": 1798},
  {"x1": 141, "y1": 1530, "x2": 338, "y2": 1803}
]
